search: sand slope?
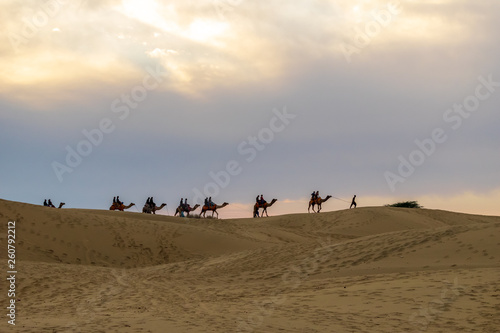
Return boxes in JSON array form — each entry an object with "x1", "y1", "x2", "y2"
[{"x1": 1, "y1": 199, "x2": 499, "y2": 332}]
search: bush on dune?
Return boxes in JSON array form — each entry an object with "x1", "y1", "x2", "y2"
[{"x1": 385, "y1": 201, "x2": 423, "y2": 208}]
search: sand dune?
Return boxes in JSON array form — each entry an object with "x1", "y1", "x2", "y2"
[{"x1": 1, "y1": 199, "x2": 499, "y2": 332}]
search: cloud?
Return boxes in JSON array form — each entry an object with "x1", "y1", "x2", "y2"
[{"x1": 2, "y1": 0, "x2": 499, "y2": 103}]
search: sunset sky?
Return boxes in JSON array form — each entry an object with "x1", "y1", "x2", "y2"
[{"x1": 1, "y1": 0, "x2": 499, "y2": 218}]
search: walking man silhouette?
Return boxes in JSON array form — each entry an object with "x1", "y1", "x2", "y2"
[{"x1": 350, "y1": 195, "x2": 357, "y2": 209}]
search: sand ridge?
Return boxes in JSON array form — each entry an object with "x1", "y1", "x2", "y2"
[{"x1": 1, "y1": 199, "x2": 499, "y2": 332}]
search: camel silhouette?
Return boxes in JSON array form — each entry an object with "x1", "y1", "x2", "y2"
[
  {"x1": 199, "y1": 202, "x2": 229, "y2": 218},
  {"x1": 254, "y1": 198, "x2": 278, "y2": 218},
  {"x1": 143, "y1": 203, "x2": 167, "y2": 214},
  {"x1": 174, "y1": 204, "x2": 200, "y2": 217},
  {"x1": 45, "y1": 201, "x2": 65, "y2": 208},
  {"x1": 109, "y1": 202, "x2": 135, "y2": 211},
  {"x1": 308, "y1": 195, "x2": 332, "y2": 213}
]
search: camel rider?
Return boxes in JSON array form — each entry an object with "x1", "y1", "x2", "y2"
[
  {"x1": 208, "y1": 197, "x2": 214, "y2": 207},
  {"x1": 204, "y1": 197, "x2": 209, "y2": 207},
  {"x1": 315, "y1": 191, "x2": 320, "y2": 203},
  {"x1": 116, "y1": 196, "x2": 122, "y2": 205},
  {"x1": 180, "y1": 198, "x2": 184, "y2": 209},
  {"x1": 48, "y1": 199, "x2": 55, "y2": 208},
  {"x1": 260, "y1": 195, "x2": 266, "y2": 205},
  {"x1": 311, "y1": 192, "x2": 316, "y2": 201},
  {"x1": 184, "y1": 198, "x2": 189, "y2": 209},
  {"x1": 150, "y1": 197, "x2": 155, "y2": 208},
  {"x1": 256, "y1": 195, "x2": 260, "y2": 205}
]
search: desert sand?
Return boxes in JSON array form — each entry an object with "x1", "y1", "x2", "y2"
[{"x1": 1, "y1": 198, "x2": 499, "y2": 332}]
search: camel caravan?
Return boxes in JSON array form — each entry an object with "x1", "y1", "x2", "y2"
[{"x1": 44, "y1": 191, "x2": 355, "y2": 218}]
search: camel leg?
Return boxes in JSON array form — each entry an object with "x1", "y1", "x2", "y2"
[{"x1": 214, "y1": 210, "x2": 218, "y2": 218}]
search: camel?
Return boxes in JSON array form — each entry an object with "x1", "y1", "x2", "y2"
[
  {"x1": 143, "y1": 203, "x2": 167, "y2": 214},
  {"x1": 174, "y1": 204, "x2": 200, "y2": 217},
  {"x1": 308, "y1": 195, "x2": 332, "y2": 213},
  {"x1": 44, "y1": 200, "x2": 64, "y2": 208},
  {"x1": 109, "y1": 202, "x2": 135, "y2": 211},
  {"x1": 48, "y1": 202, "x2": 65, "y2": 208},
  {"x1": 253, "y1": 198, "x2": 278, "y2": 218},
  {"x1": 199, "y1": 202, "x2": 229, "y2": 218}
]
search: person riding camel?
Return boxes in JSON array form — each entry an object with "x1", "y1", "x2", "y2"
[
  {"x1": 184, "y1": 198, "x2": 189, "y2": 210},
  {"x1": 259, "y1": 195, "x2": 266, "y2": 206}
]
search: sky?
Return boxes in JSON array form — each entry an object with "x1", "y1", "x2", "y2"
[{"x1": 1, "y1": 0, "x2": 499, "y2": 218}]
